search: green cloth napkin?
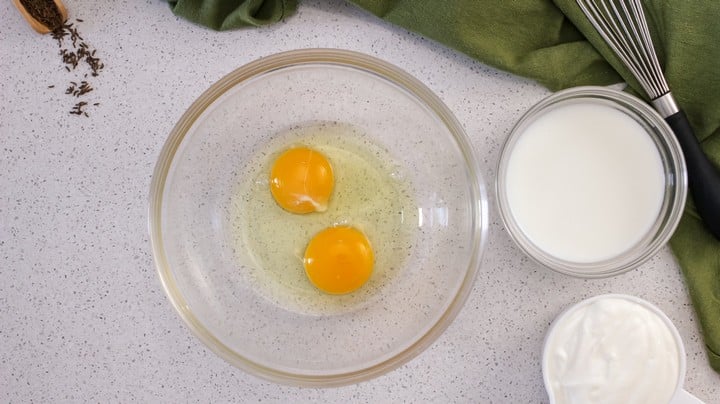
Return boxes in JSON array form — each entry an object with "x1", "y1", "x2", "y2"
[
  {"x1": 168, "y1": 0, "x2": 295, "y2": 30},
  {"x1": 169, "y1": 0, "x2": 720, "y2": 373}
]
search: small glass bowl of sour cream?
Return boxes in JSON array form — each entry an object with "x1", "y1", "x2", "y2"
[
  {"x1": 542, "y1": 294, "x2": 702, "y2": 403},
  {"x1": 497, "y1": 86, "x2": 687, "y2": 278}
]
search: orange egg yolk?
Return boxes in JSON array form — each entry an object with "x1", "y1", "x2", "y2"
[
  {"x1": 269, "y1": 147, "x2": 334, "y2": 214},
  {"x1": 303, "y1": 226, "x2": 374, "y2": 294}
]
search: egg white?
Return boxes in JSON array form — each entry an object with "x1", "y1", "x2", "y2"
[{"x1": 230, "y1": 122, "x2": 417, "y2": 316}]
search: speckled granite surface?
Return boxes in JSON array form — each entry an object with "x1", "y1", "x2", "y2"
[{"x1": 1, "y1": 0, "x2": 718, "y2": 402}]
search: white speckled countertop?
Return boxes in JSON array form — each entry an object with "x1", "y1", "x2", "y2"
[{"x1": 1, "y1": 0, "x2": 718, "y2": 402}]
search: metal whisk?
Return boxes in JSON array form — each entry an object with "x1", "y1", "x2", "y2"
[{"x1": 577, "y1": 0, "x2": 720, "y2": 239}]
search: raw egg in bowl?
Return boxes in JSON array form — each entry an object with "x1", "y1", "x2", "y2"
[{"x1": 149, "y1": 49, "x2": 487, "y2": 386}]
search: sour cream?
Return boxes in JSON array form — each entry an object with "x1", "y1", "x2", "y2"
[
  {"x1": 543, "y1": 296, "x2": 682, "y2": 404},
  {"x1": 503, "y1": 101, "x2": 665, "y2": 263}
]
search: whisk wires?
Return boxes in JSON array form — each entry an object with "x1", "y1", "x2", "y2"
[{"x1": 577, "y1": 0, "x2": 669, "y2": 99}]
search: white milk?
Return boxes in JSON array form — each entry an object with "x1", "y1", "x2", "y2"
[
  {"x1": 543, "y1": 297, "x2": 681, "y2": 404},
  {"x1": 504, "y1": 102, "x2": 665, "y2": 263}
]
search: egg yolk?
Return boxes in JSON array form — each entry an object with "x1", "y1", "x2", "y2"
[
  {"x1": 269, "y1": 147, "x2": 334, "y2": 214},
  {"x1": 303, "y1": 226, "x2": 374, "y2": 294}
]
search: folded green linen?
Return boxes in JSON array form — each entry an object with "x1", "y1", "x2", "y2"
[
  {"x1": 169, "y1": 0, "x2": 720, "y2": 373},
  {"x1": 168, "y1": 0, "x2": 295, "y2": 30}
]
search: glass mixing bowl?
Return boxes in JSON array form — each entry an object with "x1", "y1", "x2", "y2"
[{"x1": 149, "y1": 49, "x2": 488, "y2": 386}]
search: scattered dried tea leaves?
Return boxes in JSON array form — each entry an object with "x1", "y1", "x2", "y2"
[
  {"x1": 47, "y1": 18, "x2": 104, "y2": 117},
  {"x1": 69, "y1": 101, "x2": 89, "y2": 117},
  {"x1": 65, "y1": 81, "x2": 93, "y2": 97}
]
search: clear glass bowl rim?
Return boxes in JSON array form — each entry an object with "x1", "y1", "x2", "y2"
[
  {"x1": 496, "y1": 86, "x2": 688, "y2": 278},
  {"x1": 148, "y1": 49, "x2": 489, "y2": 386}
]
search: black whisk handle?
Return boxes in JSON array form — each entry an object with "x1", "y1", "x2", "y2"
[{"x1": 666, "y1": 110, "x2": 720, "y2": 239}]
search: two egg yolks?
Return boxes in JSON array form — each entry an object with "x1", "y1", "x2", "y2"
[{"x1": 269, "y1": 147, "x2": 374, "y2": 294}]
